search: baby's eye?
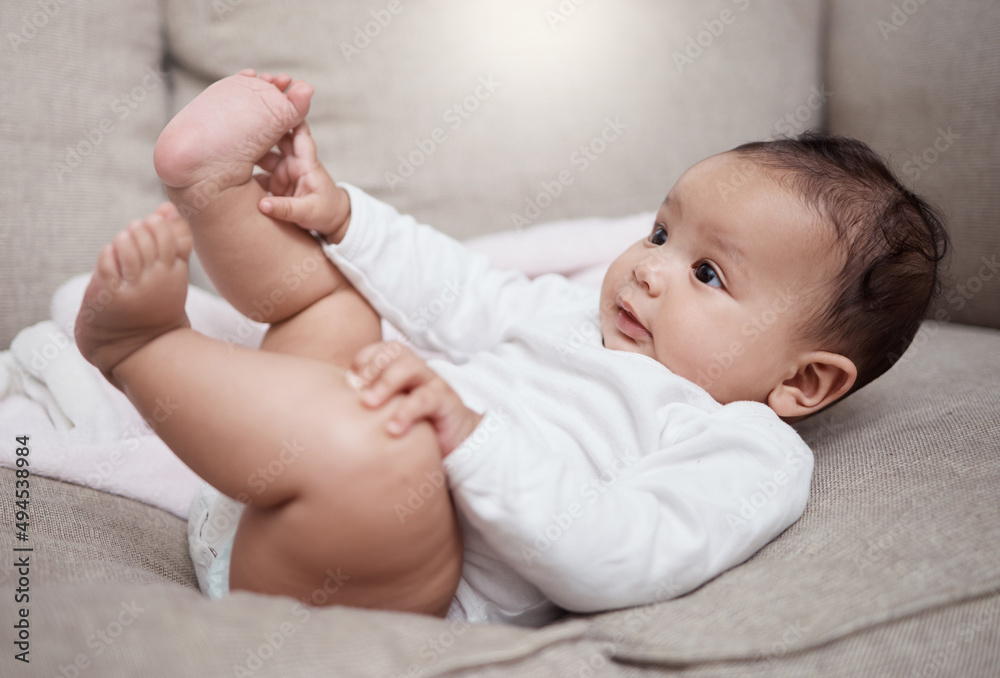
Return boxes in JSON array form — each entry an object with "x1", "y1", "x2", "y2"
[
  {"x1": 648, "y1": 224, "x2": 667, "y2": 246},
  {"x1": 695, "y1": 262, "x2": 722, "y2": 288}
]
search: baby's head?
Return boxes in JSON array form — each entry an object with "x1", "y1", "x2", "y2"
[{"x1": 599, "y1": 132, "x2": 949, "y2": 421}]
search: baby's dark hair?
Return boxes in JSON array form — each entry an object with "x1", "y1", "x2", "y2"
[{"x1": 731, "y1": 131, "x2": 950, "y2": 398}]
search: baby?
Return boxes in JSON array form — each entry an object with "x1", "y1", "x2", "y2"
[{"x1": 74, "y1": 71, "x2": 948, "y2": 627}]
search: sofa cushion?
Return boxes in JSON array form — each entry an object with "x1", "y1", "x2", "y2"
[
  {"x1": 163, "y1": 0, "x2": 825, "y2": 244},
  {"x1": 827, "y1": 0, "x2": 1000, "y2": 330},
  {"x1": 0, "y1": 470, "x2": 195, "y2": 591},
  {"x1": 0, "y1": 0, "x2": 169, "y2": 349},
  {"x1": 3, "y1": 321, "x2": 997, "y2": 676}
]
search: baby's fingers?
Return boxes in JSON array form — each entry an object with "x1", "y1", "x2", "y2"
[
  {"x1": 259, "y1": 193, "x2": 317, "y2": 226},
  {"x1": 351, "y1": 342, "x2": 428, "y2": 407},
  {"x1": 351, "y1": 341, "x2": 407, "y2": 384},
  {"x1": 385, "y1": 385, "x2": 441, "y2": 436},
  {"x1": 361, "y1": 356, "x2": 426, "y2": 407},
  {"x1": 291, "y1": 122, "x2": 318, "y2": 163},
  {"x1": 256, "y1": 151, "x2": 284, "y2": 174}
]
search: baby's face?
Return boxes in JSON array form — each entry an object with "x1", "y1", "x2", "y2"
[{"x1": 599, "y1": 152, "x2": 838, "y2": 406}]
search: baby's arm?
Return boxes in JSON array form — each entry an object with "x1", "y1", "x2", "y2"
[{"x1": 256, "y1": 133, "x2": 591, "y2": 361}]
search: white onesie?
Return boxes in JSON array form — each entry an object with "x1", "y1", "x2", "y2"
[{"x1": 188, "y1": 183, "x2": 814, "y2": 629}]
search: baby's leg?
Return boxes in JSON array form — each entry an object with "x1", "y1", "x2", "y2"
[
  {"x1": 153, "y1": 70, "x2": 380, "y2": 365},
  {"x1": 75, "y1": 211, "x2": 462, "y2": 616}
]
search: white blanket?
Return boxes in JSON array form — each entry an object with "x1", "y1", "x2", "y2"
[{"x1": 0, "y1": 212, "x2": 652, "y2": 518}]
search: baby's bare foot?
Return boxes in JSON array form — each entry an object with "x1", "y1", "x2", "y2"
[
  {"x1": 153, "y1": 69, "x2": 313, "y2": 199},
  {"x1": 75, "y1": 204, "x2": 194, "y2": 388}
]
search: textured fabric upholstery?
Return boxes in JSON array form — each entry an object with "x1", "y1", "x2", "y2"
[
  {"x1": 828, "y1": 0, "x2": 1000, "y2": 329},
  {"x1": 1, "y1": 0, "x2": 998, "y2": 675},
  {"x1": 0, "y1": 0, "x2": 168, "y2": 348},
  {"x1": 3, "y1": 322, "x2": 998, "y2": 676},
  {"x1": 163, "y1": 0, "x2": 823, "y2": 241}
]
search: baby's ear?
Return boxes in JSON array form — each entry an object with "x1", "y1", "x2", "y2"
[{"x1": 767, "y1": 351, "x2": 857, "y2": 420}]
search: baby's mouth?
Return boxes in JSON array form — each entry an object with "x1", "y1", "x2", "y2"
[{"x1": 615, "y1": 297, "x2": 651, "y2": 340}]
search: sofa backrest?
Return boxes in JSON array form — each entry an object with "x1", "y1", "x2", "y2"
[
  {"x1": 0, "y1": 0, "x2": 169, "y2": 348},
  {"x1": 1, "y1": 0, "x2": 997, "y2": 349},
  {"x1": 827, "y1": 0, "x2": 1000, "y2": 330}
]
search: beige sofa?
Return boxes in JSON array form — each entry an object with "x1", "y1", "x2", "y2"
[{"x1": 2, "y1": 1, "x2": 998, "y2": 675}]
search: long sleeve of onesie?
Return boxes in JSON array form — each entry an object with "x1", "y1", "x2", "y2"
[
  {"x1": 320, "y1": 184, "x2": 814, "y2": 622},
  {"x1": 320, "y1": 183, "x2": 592, "y2": 363}
]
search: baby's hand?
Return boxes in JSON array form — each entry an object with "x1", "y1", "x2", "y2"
[
  {"x1": 256, "y1": 122, "x2": 352, "y2": 243},
  {"x1": 350, "y1": 341, "x2": 483, "y2": 458}
]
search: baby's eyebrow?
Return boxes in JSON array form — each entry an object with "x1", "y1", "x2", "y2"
[
  {"x1": 661, "y1": 194, "x2": 679, "y2": 218},
  {"x1": 664, "y1": 193, "x2": 747, "y2": 283},
  {"x1": 707, "y1": 229, "x2": 748, "y2": 282}
]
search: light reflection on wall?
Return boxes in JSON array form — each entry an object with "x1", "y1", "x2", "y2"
[{"x1": 440, "y1": 2, "x2": 630, "y2": 128}]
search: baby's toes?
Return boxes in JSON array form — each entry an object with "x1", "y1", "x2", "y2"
[
  {"x1": 113, "y1": 227, "x2": 143, "y2": 285},
  {"x1": 148, "y1": 214, "x2": 178, "y2": 264},
  {"x1": 165, "y1": 213, "x2": 194, "y2": 262},
  {"x1": 131, "y1": 217, "x2": 161, "y2": 269},
  {"x1": 272, "y1": 73, "x2": 293, "y2": 91},
  {"x1": 154, "y1": 201, "x2": 179, "y2": 220},
  {"x1": 285, "y1": 80, "x2": 314, "y2": 117},
  {"x1": 97, "y1": 243, "x2": 122, "y2": 285}
]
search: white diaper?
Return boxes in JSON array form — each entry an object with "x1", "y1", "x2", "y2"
[
  {"x1": 187, "y1": 481, "x2": 244, "y2": 599},
  {"x1": 186, "y1": 480, "x2": 470, "y2": 621}
]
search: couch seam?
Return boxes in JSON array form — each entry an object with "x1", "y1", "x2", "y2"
[{"x1": 604, "y1": 580, "x2": 1000, "y2": 666}]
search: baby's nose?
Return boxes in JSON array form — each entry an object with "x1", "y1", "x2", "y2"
[{"x1": 635, "y1": 253, "x2": 667, "y2": 293}]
